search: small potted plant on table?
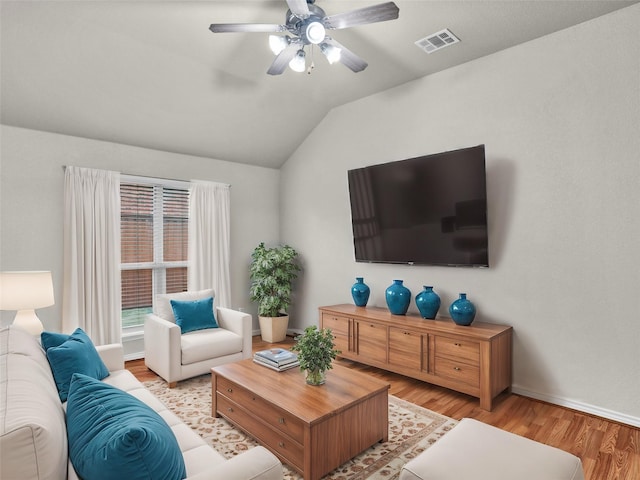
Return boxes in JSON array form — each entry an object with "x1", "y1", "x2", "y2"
[
  {"x1": 291, "y1": 326, "x2": 341, "y2": 385},
  {"x1": 249, "y1": 242, "x2": 300, "y2": 343}
]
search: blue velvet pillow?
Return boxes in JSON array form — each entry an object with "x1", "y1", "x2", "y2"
[
  {"x1": 66, "y1": 373, "x2": 186, "y2": 480},
  {"x1": 41, "y1": 330, "x2": 71, "y2": 351},
  {"x1": 45, "y1": 328, "x2": 109, "y2": 402},
  {"x1": 171, "y1": 296, "x2": 218, "y2": 334}
]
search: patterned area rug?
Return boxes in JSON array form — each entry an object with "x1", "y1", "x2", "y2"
[{"x1": 144, "y1": 374, "x2": 457, "y2": 479}]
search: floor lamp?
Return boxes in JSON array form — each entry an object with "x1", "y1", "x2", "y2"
[{"x1": 0, "y1": 271, "x2": 55, "y2": 335}]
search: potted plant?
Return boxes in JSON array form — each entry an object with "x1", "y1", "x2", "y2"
[
  {"x1": 291, "y1": 326, "x2": 341, "y2": 385},
  {"x1": 249, "y1": 242, "x2": 301, "y2": 343}
]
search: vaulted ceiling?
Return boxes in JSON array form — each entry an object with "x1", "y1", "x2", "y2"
[{"x1": 1, "y1": 1, "x2": 637, "y2": 168}]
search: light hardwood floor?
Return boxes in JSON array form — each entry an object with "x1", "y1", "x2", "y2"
[{"x1": 127, "y1": 335, "x2": 639, "y2": 480}]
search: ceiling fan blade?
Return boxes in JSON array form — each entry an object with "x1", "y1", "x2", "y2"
[
  {"x1": 285, "y1": 0, "x2": 310, "y2": 18},
  {"x1": 209, "y1": 23, "x2": 286, "y2": 33},
  {"x1": 324, "y1": 37, "x2": 368, "y2": 73},
  {"x1": 267, "y1": 43, "x2": 301, "y2": 75},
  {"x1": 323, "y1": 2, "x2": 399, "y2": 30}
]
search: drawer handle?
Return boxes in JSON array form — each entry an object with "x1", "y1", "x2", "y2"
[
  {"x1": 278, "y1": 417, "x2": 285, "y2": 424},
  {"x1": 453, "y1": 367, "x2": 461, "y2": 371},
  {"x1": 227, "y1": 388, "x2": 233, "y2": 393},
  {"x1": 278, "y1": 442, "x2": 285, "y2": 448},
  {"x1": 227, "y1": 407, "x2": 234, "y2": 412},
  {"x1": 454, "y1": 343, "x2": 462, "y2": 347}
]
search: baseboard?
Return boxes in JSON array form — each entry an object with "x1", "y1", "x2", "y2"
[
  {"x1": 124, "y1": 352, "x2": 144, "y2": 361},
  {"x1": 512, "y1": 385, "x2": 640, "y2": 428},
  {"x1": 122, "y1": 329, "x2": 144, "y2": 361},
  {"x1": 252, "y1": 328, "x2": 304, "y2": 338}
]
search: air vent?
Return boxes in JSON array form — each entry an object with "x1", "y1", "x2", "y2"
[{"x1": 415, "y1": 28, "x2": 460, "y2": 54}]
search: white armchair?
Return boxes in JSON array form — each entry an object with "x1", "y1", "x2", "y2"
[{"x1": 144, "y1": 289, "x2": 252, "y2": 387}]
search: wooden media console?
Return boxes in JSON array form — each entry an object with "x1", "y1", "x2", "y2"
[{"x1": 320, "y1": 304, "x2": 512, "y2": 411}]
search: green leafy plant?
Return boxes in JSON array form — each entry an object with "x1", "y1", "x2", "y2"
[
  {"x1": 249, "y1": 242, "x2": 301, "y2": 318},
  {"x1": 291, "y1": 326, "x2": 341, "y2": 385}
]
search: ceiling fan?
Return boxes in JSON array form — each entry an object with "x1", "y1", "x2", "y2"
[{"x1": 209, "y1": 0, "x2": 399, "y2": 75}]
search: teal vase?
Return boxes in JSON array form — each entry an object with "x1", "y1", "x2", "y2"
[
  {"x1": 351, "y1": 277, "x2": 370, "y2": 307},
  {"x1": 449, "y1": 293, "x2": 476, "y2": 326},
  {"x1": 385, "y1": 280, "x2": 411, "y2": 315},
  {"x1": 415, "y1": 286, "x2": 440, "y2": 319}
]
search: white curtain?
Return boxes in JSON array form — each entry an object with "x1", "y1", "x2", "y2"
[
  {"x1": 63, "y1": 166, "x2": 121, "y2": 344},
  {"x1": 188, "y1": 181, "x2": 231, "y2": 308}
]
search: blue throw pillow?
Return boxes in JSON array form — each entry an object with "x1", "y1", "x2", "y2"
[
  {"x1": 66, "y1": 373, "x2": 186, "y2": 480},
  {"x1": 41, "y1": 330, "x2": 71, "y2": 351},
  {"x1": 171, "y1": 296, "x2": 218, "y2": 334},
  {"x1": 45, "y1": 328, "x2": 109, "y2": 402}
]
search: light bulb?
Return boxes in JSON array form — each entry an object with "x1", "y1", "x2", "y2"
[
  {"x1": 289, "y1": 49, "x2": 306, "y2": 73},
  {"x1": 269, "y1": 35, "x2": 289, "y2": 55},
  {"x1": 305, "y1": 21, "x2": 325, "y2": 44},
  {"x1": 320, "y1": 43, "x2": 341, "y2": 64}
]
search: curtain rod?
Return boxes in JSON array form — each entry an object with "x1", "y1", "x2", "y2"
[{"x1": 61, "y1": 166, "x2": 231, "y2": 188}]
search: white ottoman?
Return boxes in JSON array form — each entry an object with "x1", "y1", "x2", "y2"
[{"x1": 400, "y1": 418, "x2": 584, "y2": 480}]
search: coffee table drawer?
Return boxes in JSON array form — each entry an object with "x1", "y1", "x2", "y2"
[
  {"x1": 217, "y1": 394, "x2": 304, "y2": 470},
  {"x1": 217, "y1": 377, "x2": 304, "y2": 442}
]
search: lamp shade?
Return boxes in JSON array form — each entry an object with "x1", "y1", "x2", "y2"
[
  {"x1": 0, "y1": 271, "x2": 54, "y2": 334},
  {"x1": 0, "y1": 271, "x2": 55, "y2": 310},
  {"x1": 269, "y1": 35, "x2": 290, "y2": 55},
  {"x1": 320, "y1": 42, "x2": 341, "y2": 64},
  {"x1": 289, "y1": 49, "x2": 306, "y2": 73}
]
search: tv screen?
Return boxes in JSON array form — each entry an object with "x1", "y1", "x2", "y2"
[{"x1": 347, "y1": 145, "x2": 489, "y2": 267}]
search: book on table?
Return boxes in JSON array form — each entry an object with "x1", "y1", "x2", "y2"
[
  {"x1": 254, "y1": 348, "x2": 298, "y2": 365},
  {"x1": 253, "y1": 348, "x2": 299, "y2": 372},
  {"x1": 253, "y1": 356, "x2": 300, "y2": 372}
]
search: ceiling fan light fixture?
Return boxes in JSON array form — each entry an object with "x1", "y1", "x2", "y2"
[
  {"x1": 305, "y1": 21, "x2": 326, "y2": 44},
  {"x1": 269, "y1": 35, "x2": 290, "y2": 55},
  {"x1": 289, "y1": 49, "x2": 306, "y2": 72},
  {"x1": 320, "y1": 42, "x2": 341, "y2": 64},
  {"x1": 209, "y1": 1, "x2": 400, "y2": 75}
]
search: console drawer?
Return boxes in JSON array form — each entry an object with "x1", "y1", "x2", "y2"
[
  {"x1": 216, "y1": 377, "x2": 304, "y2": 442},
  {"x1": 216, "y1": 394, "x2": 304, "y2": 470},
  {"x1": 434, "y1": 336, "x2": 480, "y2": 365},
  {"x1": 321, "y1": 313, "x2": 349, "y2": 337},
  {"x1": 321, "y1": 313, "x2": 351, "y2": 354},
  {"x1": 434, "y1": 356, "x2": 480, "y2": 388}
]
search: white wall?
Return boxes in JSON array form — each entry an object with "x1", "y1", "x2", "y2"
[
  {"x1": 280, "y1": 5, "x2": 640, "y2": 424},
  {"x1": 0, "y1": 126, "x2": 281, "y2": 335}
]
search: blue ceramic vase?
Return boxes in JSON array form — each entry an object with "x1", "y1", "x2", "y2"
[
  {"x1": 415, "y1": 286, "x2": 440, "y2": 319},
  {"x1": 449, "y1": 293, "x2": 476, "y2": 326},
  {"x1": 351, "y1": 277, "x2": 370, "y2": 307},
  {"x1": 385, "y1": 280, "x2": 411, "y2": 315}
]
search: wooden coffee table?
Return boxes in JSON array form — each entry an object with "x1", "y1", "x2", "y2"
[{"x1": 212, "y1": 358, "x2": 390, "y2": 480}]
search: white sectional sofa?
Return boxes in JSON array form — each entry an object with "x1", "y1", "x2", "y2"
[{"x1": 0, "y1": 325, "x2": 283, "y2": 480}]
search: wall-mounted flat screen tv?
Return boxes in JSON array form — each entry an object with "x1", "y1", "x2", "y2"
[{"x1": 347, "y1": 144, "x2": 489, "y2": 267}]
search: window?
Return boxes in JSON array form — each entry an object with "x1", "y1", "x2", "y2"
[{"x1": 120, "y1": 180, "x2": 189, "y2": 330}]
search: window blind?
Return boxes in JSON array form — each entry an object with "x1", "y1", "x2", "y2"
[
  {"x1": 120, "y1": 182, "x2": 189, "y2": 328},
  {"x1": 162, "y1": 187, "x2": 189, "y2": 295}
]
